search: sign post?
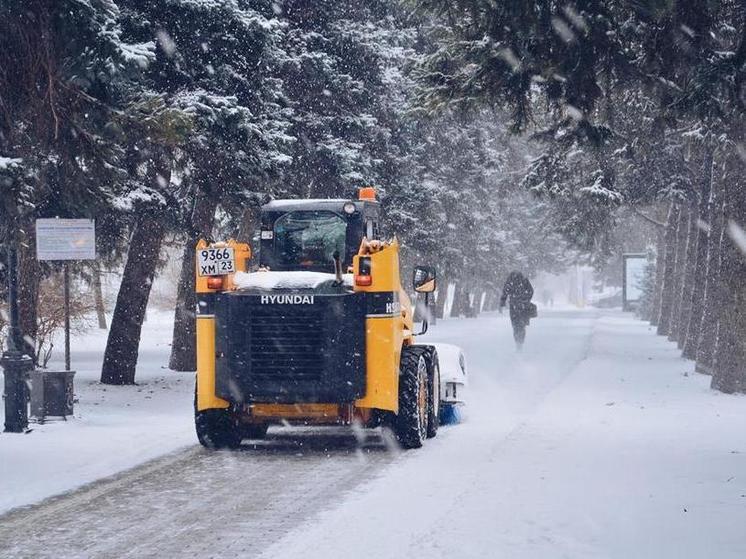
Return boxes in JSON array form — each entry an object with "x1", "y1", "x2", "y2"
[
  {"x1": 29, "y1": 219, "x2": 96, "y2": 423},
  {"x1": 64, "y1": 264, "x2": 71, "y2": 372},
  {"x1": 35, "y1": 218, "x2": 96, "y2": 372}
]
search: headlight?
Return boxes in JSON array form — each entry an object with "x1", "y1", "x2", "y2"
[{"x1": 343, "y1": 202, "x2": 356, "y2": 215}]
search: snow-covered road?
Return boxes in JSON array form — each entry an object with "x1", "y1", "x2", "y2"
[
  {"x1": 1, "y1": 309, "x2": 744, "y2": 558},
  {"x1": 262, "y1": 309, "x2": 746, "y2": 559},
  {"x1": 0, "y1": 431, "x2": 394, "y2": 558}
]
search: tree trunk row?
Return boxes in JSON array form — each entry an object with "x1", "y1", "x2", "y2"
[
  {"x1": 432, "y1": 280, "x2": 501, "y2": 319},
  {"x1": 649, "y1": 142, "x2": 746, "y2": 393}
]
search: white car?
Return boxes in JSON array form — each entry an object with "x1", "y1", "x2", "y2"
[{"x1": 431, "y1": 343, "x2": 467, "y2": 424}]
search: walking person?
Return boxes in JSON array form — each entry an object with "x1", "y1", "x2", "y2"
[{"x1": 499, "y1": 271, "x2": 536, "y2": 349}]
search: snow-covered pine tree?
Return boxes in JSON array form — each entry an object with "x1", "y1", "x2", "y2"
[
  {"x1": 276, "y1": 0, "x2": 405, "y2": 199},
  {"x1": 116, "y1": 0, "x2": 294, "y2": 373},
  {"x1": 100, "y1": 97, "x2": 192, "y2": 384},
  {"x1": 0, "y1": 0, "x2": 155, "y2": 359},
  {"x1": 413, "y1": 0, "x2": 746, "y2": 392}
]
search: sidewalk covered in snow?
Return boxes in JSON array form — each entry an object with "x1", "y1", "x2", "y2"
[{"x1": 1, "y1": 309, "x2": 744, "y2": 558}]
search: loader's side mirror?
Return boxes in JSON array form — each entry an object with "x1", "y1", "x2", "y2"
[
  {"x1": 413, "y1": 266, "x2": 436, "y2": 293},
  {"x1": 413, "y1": 266, "x2": 436, "y2": 336}
]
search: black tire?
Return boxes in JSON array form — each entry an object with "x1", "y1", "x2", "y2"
[
  {"x1": 243, "y1": 423, "x2": 269, "y2": 440},
  {"x1": 194, "y1": 385, "x2": 242, "y2": 449},
  {"x1": 395, "y1": 347, "x2": 428, "y2": 449},
  {"x1": 426, "y1": 349, "x2": 440, "y2": 439}
]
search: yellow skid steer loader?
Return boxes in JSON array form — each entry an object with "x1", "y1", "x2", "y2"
[{"x1": 194, "y1": 187, "x2": 440, "y2": 449}]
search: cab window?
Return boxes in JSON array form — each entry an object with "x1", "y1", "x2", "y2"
[{"x1": 273, "y1": 211, "x2": 347, "y2": 271}]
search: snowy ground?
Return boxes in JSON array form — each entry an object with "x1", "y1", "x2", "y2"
[
  {"x1": 1, "y1": 308, "x2": 745, "y2": 558},
  {"x1": 0, "y1": 310, "x2": 194, "y2": 514},
  {"x1": 261, "y1": 309, "x2": 746, "y2": 559}
]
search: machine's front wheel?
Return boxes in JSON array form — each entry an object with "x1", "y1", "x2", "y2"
[
  {"x1": 194, "y1": 387, "x2": 242, "y2": 449},
  {"x1": 395, "y1": 347, "x2": 428, "y2": 449}
]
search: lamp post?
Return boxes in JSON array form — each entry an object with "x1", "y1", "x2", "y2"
[{"x1": 2, "y1": 240, "x2": 32, "y2": 432}]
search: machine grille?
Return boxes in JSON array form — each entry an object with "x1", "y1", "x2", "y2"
[
  {"x1": 248, "y1": 306, "x2": 325, "y2": 382},
  {"x1": 215, "y1": 290, "x2": 366, "y2": 403}
]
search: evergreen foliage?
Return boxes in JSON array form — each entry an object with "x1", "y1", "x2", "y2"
[{"x1": 2, "y1": 0, "x2": 742, "y2": 391}]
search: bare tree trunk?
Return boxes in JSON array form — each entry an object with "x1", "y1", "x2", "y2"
[
  {"x1": 428, "y1": 289, "x2": 437, "y2": 325},
  {"x1": 434, "y1": 277, "x2": 448, "y2": 319},
  {"x1": 677, "y1": 205, "x2": 699, "y2": 348},
  {"x1": 92, "y1": 263, "x2": 107, "y2": 329},
  {"x1": 650, "y1": 224, "x2": 666, "y2": 327},
  {"x1": 451, "y1": 283, "x2": 466, "y2": 318},
  {"x1": 473, "y1": 289, "x2": 484, "y2": 317},
  {"x1": 657, "y1": 203, "x2": 679, "y2": 335},
  {"x1": 101, "y1": 216, "x2": 167, "y2": 385},
  {"x1": 465, "y1": 287, "x2": 475, "y2": 317},
  {"x1": 711, "y1": 228, "x2": 746, "y2": 392},
  {"x1": 668, "y1": 206, "x2": 691, "y2": 341},
  {"x1": 696, "y1": 154, "x2": 727, "y2": 375},
  {"x1": 168, "y1": 187, "x2": 216, "y2": 372},
  {"x1": 710, "y1": 232, "x2": 746, "y2": 393},
  {"x1": 491, "y1": 289, "x2": 501, "y2": 311},
  {"x1": 483, "y1": 290, "x2": 493, "y2": 313},
  {"x1": 17, "y1": 219, "x2": 40, "y2": 359},
  {"x1": 710, "y1": 148, "x2": 746, "y2": 393},
  {"x1": 236, "y1": 205, "x2": 260, "y2": 252},
  {"x1": 682, "y1": 148, "x2": 714, "y2": 358}
]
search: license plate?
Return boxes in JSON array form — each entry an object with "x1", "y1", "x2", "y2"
[{"x1": 197, "y1": 247, "x2": 235, "y2": 276}]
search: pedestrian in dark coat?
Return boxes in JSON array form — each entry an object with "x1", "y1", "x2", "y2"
[{"x1": 499, "y1": 271, "x2": 535, "y2": 349}]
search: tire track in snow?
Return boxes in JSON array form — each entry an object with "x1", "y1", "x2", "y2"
[
  {"x1": 252, "y1": 309, "x2": 602, "y2": 559},
  {"x1": 0, "y1": 429, "x2": 395, "y2": 558}
]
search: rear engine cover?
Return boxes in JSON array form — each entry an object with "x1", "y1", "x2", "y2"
[{"x1": 214, "y1": 291, "x2": 366, "y2": 404}]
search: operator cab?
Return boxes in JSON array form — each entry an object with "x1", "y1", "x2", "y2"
[{"x1": 258, "y1": 192, "x2": 381, "y2": 274}]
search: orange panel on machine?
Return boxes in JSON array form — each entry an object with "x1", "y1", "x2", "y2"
[{"x1": 250, "y1": 403, "x2": 341, "y2": 419}]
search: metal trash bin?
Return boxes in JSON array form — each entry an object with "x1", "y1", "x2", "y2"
[
  {"x1": 2, "y1": 351, "x2": 33, "y2": 432},
  {"x1": 31, "y1": 370, "x2": 75, "y2": 421}
]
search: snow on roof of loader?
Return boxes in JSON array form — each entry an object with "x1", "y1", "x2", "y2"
[
  {"x1": 263, "y1": 199, "x2": 348, "y2": 211},
  {"x1": 232, "y1": 271, "x2": 353, "y2": 290},
  {"x1": 262, "y1": 198, "x2": 379, "y2": 213}
]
